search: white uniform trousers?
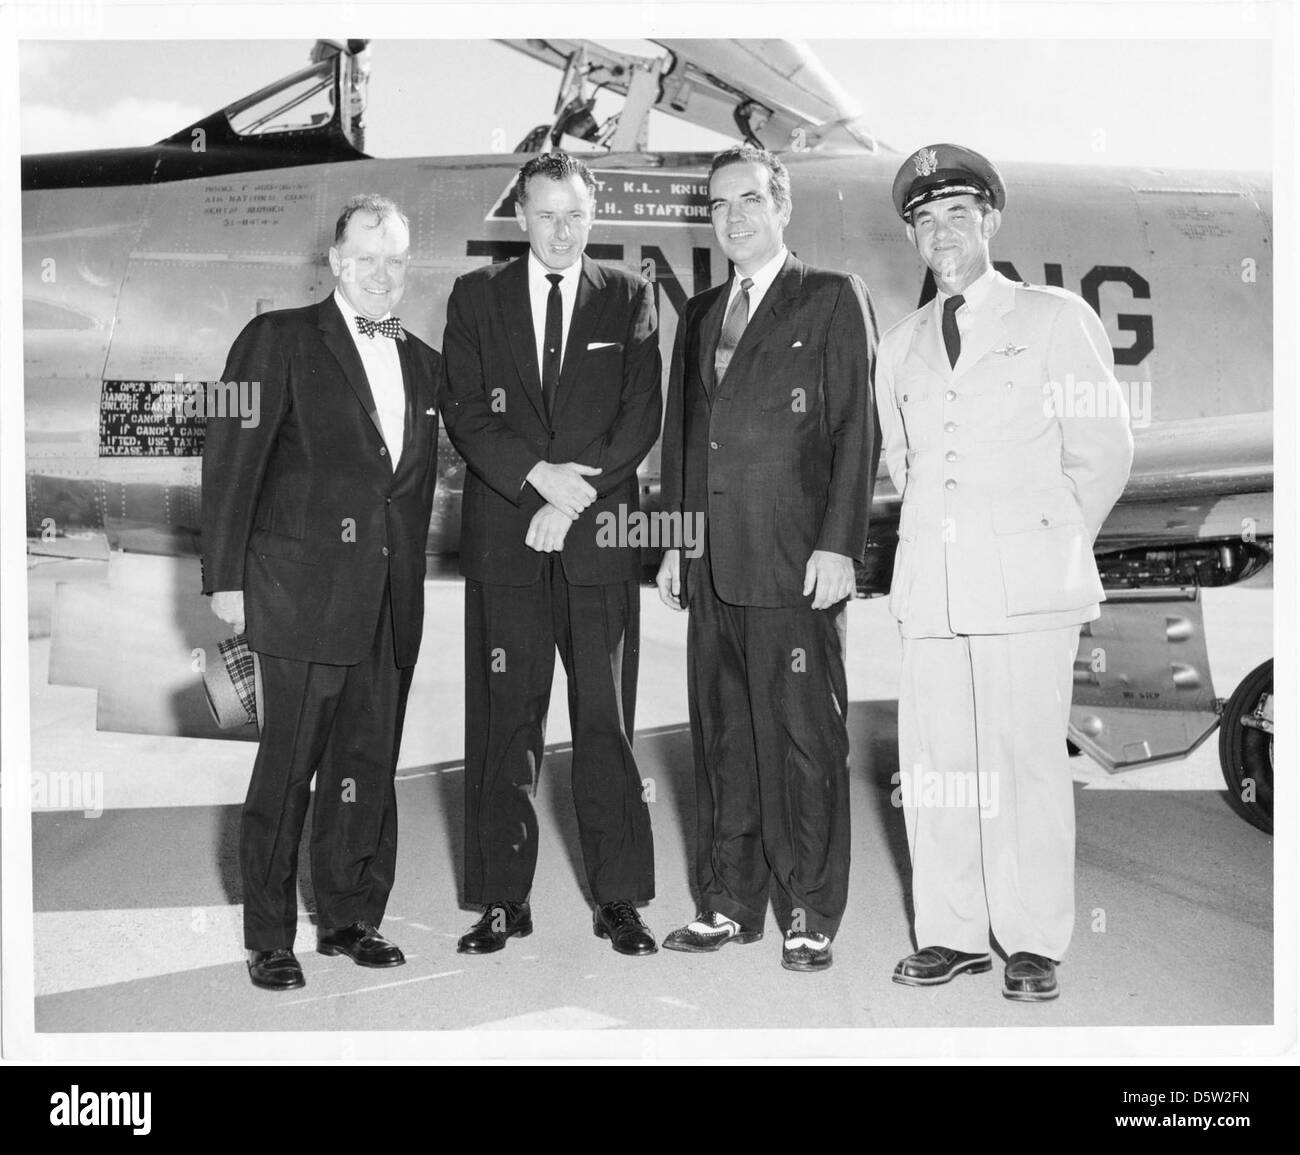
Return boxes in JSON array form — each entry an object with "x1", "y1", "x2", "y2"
[{"x1": 898, "y1": 626, "x2": 1081, "y2": 960}]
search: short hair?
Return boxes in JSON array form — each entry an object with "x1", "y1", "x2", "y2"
[
  {"x1": 514, "y1": 153, "x2": 597, "y2": 206},
  {"x1": 708, "y1": 145, "x2": 791, "y2": 211},
  {"x1": 333, "y1": 194, "x2": 408, "y2": 244}
]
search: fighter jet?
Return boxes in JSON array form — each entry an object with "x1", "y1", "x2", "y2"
[{"x1": 20, "y1": 39, "x2": 1273, "y2": 831}]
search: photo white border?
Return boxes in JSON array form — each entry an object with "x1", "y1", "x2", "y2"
[{"x1": 2, "y1": 0, "x2": 1295, "y2": 1065}]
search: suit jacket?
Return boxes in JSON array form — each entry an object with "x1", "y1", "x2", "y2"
[
  {"x1": 440, "y1": 253, "x2": 661, "y2": 587},
  {"x1": 875, "y1": 271, "x2": 1135, "y2": 637},
  {"x1": 200, "y1": 295, "x2": 443, "y2": 666},
  {"x1": 661, "y1": 254, "x2": 879, "y2": 607}
]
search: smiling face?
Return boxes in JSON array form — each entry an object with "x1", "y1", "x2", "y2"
[
  {"x1": 329, "y1": 210, "x2": 410, "y2": 320},
  {"x1": 515, "y1": 173, "x2": 594, "y2": 271},
  {"x1": 906, "y1": 194, "x2": 1000, "y2": 294},
  {"x1": 708, "y1": 160, "x2": 791, "y2": 277}
]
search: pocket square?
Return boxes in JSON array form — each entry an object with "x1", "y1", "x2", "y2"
[
  {"x1": 425, "y1": 408, "x2": 437, "y2": 415},
  {"x1": 587, "y1": 341, "x2": 620, "y2": 350},
  {"x1": 791, "y1": 340, "x2": 804, "y2": 348}
]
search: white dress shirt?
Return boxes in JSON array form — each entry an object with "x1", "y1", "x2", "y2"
[
  {"x1": 936, "y1": 264, "x2": 997, "y2": 338},
  {"x1": 334, "y1": 288, "x2": 406, "y2": 469},
  {"x1": 725, "y1": 244, "x2": 789, "y2": 316},
  {"x1": 528, "y1": 252, "x2": 581, "y2": 378}
]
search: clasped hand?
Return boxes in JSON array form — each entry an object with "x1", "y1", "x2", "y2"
[
  {"x1": 526, "y1": 460, "x2": 602, "y2": 519},
  {"x1": 525, "y1": 502, "x2": 574, "y2": 553}
]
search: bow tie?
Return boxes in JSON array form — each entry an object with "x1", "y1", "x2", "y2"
[{"x1": 354, "y1": 315, "x2": 403, "y2": 340}]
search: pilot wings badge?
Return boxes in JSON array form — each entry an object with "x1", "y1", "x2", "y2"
[
  {"x1": 914, "y1": 148, "x2": 939, "y2": 177},
  {"x1": 995, "y1": 342, "x2": 1029, "y2": 357}
]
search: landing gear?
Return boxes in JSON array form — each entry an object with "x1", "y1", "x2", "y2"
[{"x1": 1218, "y1": 659, "x2": 1273, "y2": 834}]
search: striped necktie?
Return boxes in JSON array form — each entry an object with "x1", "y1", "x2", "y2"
[{"x1": 714, "y1": 276, "x2": 754, "y2": 382}]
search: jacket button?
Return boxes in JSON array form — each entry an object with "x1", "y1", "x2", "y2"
[
  {"x1": 1041, "y1": 517, "x2": 1050, "y2": 526},
  {"x1": 902, "y1": 393, "x2": 909, "y2": 403},
  {"x1": 945, "y1": 390, "x2": 957, "y2": 402},
  {"x1": 382, "y1": 547, "x2": 390, "y2": 556},
  {"x1": 945, "y1": 478, "x2": 957, "y2": 490},
  {"x1": 386, "y1": 497, "x2": 392, "y2": 505},
  {"x1": 945, "y1": 451, "x2": 957, "y2": 462},
  {"x1": 550, "y1": 432, "x2": 557, "y2": 440},
  {"x1": 944, "y1": 421, "x2": 957, "y2": 433},
  {"x1": 379, "y1": 447, "x2": 387, "y2": 457},
  {"x1": 710, "y1": 441, "x2": 721, "y2": 450}
]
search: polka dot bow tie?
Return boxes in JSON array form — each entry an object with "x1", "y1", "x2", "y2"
[{"x1": 354, "y1": 315, "x2": 404, "y2": 340}]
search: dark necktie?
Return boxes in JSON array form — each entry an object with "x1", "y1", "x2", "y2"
[
  {"x1": 542, "y1": 273, "x2": 564, "y2": 418},
  {"x1": 354, "y1": 314, "x2": 403, "y2": 339},
  {"x1": 714, "y1": 276, "x2": 754, "y2": 383},
  {"x1": 942, "y1": 294, "x2": 965, "y2": 368}
]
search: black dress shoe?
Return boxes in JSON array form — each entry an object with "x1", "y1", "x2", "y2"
[
  {"x1": 662, "y1": 911, "x2": 763, "y2": 953},
  {"x1": 1003, "y1": 952, "x2": 1059, "y2": 1002},
  {"x1": 781, "y1": 931, "x2": 833, "y2": 973},
  {"x1": 593, "y1": 900, "x2": 657, "y2": 956},
  {"x1": 316, "y1": 922, "x2": 405, "y2": 968},
  {"x1": 457, "y1": 901, "x2": 532, "y2": 954},
  {"x1": 892, "y1": 945, "x2": 993, "y2": 987},
  {"x1": 248, "y1": 948, "x2": 305, "y2": 991}
]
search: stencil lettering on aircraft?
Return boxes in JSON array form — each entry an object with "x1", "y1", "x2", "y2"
[{"x1": 485, "y1": 171, "x2": 712, "y2": 226}]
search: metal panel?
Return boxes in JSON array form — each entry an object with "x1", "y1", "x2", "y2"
[{"x1": 1070, "y1": 592, "x2": 1221, "y2": 769}]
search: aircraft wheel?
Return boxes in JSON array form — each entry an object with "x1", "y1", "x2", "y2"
[{"x1": 1218, "y1": 659, "x2": 1273, "y2": 834}]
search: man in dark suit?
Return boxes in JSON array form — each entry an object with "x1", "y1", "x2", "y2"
[
  {"x1": 657, "y1": 145, "x2": 877, "y2": 972},
  {"x1": 441, "y1": 153, "x2": 662, "y2": 956},
  {"x1": 202, "y1": 194, "x2": 442, "y2": 991}
]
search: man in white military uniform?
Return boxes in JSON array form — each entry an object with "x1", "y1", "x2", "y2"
[{"x1": 876, "y1": 144, "x2": 1134, "y2": 1001}]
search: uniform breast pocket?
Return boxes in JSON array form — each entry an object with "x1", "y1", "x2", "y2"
[
  {"x1": 986, "y1": 366, "x2": 1053, "y2": 442},
  {"x1": 895, "y1": 375, "x2": 932, "y2": 441}
]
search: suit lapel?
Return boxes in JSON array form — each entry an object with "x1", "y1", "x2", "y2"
[
  {"x1": 319, "y1": 295, "x2": 385, "y2": 441},
  {"x1": 726, "y1": 254, "x2": 803, "y2": 369},
  {"x1": 551, "y1": 255, "x2": 610, "y2": 423},
  {"x1": 394, "y1": 333, "x2": 420, "y2": 476},
  {"x1": 953, "y1": 272, "x2": 1016, "y2": 376},
  {"x1": 912, "y1": 300, "x2": 952, "y2": 380},
  {"x1": 494, "y1": 255, "x2": 548, "y2": 426}
]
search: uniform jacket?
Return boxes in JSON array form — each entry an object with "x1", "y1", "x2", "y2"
[
  {"x1": 200, "y1": 295, "x2": 443, "y2": 666},
  {"x1": 660, "y1": 254, "x2": 878, "y2": 607},
  {"x1": 875, "y1": 271, "x2": 1134, "y2": 637},
  {"x1": 440, "y1": 253, "x2": 661, "y2": 587}
]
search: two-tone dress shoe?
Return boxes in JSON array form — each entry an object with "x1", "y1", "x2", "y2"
[
  {"x1": 594, "y1": 899, "x2": 657, "y2": 956},
  {"x1": 662, "y1": 910, "x2": 764, "y2": 953},
  {"x1": 317, "y1": 921, "x2": 405, "y2": 967},
  {"x1": 781, "y1": 930, "x2": 833, "y2": 973},
  {"x1": 248, "y1": 948, "x2": 305, "y2": 991},
  {"x1": 457, "y1": 901, "x2": 532, "y2": 954},
  {"x1": 1003, "y1": 951, "x2": 1059, "y2": 1002},
  {"x1": 892, "y1": 945, "x2": 992, "y2": 987}
]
